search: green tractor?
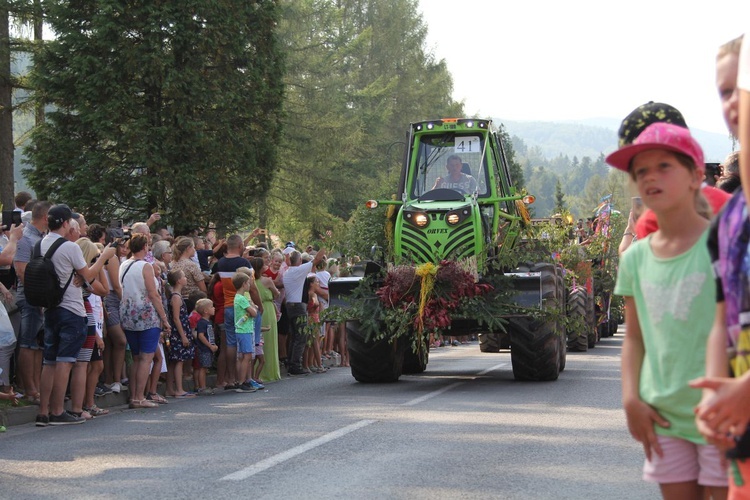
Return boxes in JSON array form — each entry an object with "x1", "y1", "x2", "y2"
[{"x1": 330, "y1": 118, "x2": 571, "y2": 382}]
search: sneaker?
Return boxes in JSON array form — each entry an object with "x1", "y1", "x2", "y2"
[
  {"x1": 235, "y1": 383, "x2": 257, "y2": 393},
  {"x1": 49, "y1": 411, "x2": 85, "y2": 425},
  {"x1": 96, "y1": 382, "x2": 113, "y2": 395},
  {"x1": 35, "y1": 414, "x2": 49, "y2": 427},
  {"x1": 108, "y1": 382, "x2": 122, "y2": 394},
  {"x1": 288, "y1": 368, "x2": 309, "y2": 376},
  {"x1": 248, "y1": 379, "x2": 264, "y2": 390}
]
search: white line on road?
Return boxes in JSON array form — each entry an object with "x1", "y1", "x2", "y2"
[
  {"x1": 222, "y1": 362, "x2": 507, "y2": 481},
  {"x1": 477, "y1": 362, "x2": 508, "y2": 376},
  {"x1": 401, "y1": 381, "x2": 463, "y2": 406},
  {"x1": 221, "y1": 419, "x2": 377, "y2": 481}
]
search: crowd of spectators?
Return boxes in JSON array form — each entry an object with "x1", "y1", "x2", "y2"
[{"x1": 0, "y1": 200, "x2": 358, "y2": 424}]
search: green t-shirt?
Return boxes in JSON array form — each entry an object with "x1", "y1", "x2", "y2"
[
  {"x1": 614, "y1": 230, "x2": 714, "y2": 444},
  {"x1": 234, "y1": 293, "x2": 254, "y2": 335}
]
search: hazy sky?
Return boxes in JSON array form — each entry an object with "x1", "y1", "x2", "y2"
[{"x1": 418, "y1": 0, "x2": 749, "y2": 135}]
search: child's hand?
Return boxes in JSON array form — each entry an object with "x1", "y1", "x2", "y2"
[
  {"x1": 181, "y1": 335, "x2": 190, "y2": 347},
  {"x1": 691, "y1": 376, "x2": 750, "y2": 440},
  {"x1": 624, "y1": 399, "x2": 670, "y2": 461},
  {"x1": 211, "y1": 345, "x2": 218, "y2": 353}
]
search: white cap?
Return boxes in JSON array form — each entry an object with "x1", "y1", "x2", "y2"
[{"x1": 282, "y1": 247, "x2": 295, "y2": 255}]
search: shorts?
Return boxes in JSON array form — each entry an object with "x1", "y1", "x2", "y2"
[
  {"x1": 43, "y1": 307, "x2": 87, "y2": 364},
  {"x1": 254, "y1": 343, "x2": 264, "y2": 356},
  {"x1": 16, "y1": 297, "x2": 44, "y2": 350},
  {"x1": 224, "y1": 306, "x2": 237, "y2": 348},
  {"x1": 105, "y1": 292, "x2": 121, "y2": 327},
  {"x1": 123, "y1": 327, "x2": 161, "y2": 355},
  {"x1": 643, "y1": 435, "x2": 727, "y2": 487},
  {"x1": 197, "y1": 349, "x2": 213, "y2": 368},
  {"x1": 237, "y1": 333, "x2": 255, "y2": 355},
  {"x1": 76, "y1": 326, "x2": 97, "y2": 363},
  {"x1": 90, "y1": 345, "x2": 102, "y2": 362}
]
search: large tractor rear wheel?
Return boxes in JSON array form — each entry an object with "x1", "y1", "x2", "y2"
[
  {"x1": 347, "y1": 321, "x2": 406, "y2": 383},
  {"x1": 509, "y1": 263, "x2": 563, "y2": 381},
  {"x1": 402, "y1": 341, "x2": 429, "y2": 374},
  {"x1": 479, "y1": 333, "x2": 502, "y2": 353},
  {"x1": 586, "y1": 290, "x2": 597, "y2": 348},
  {"x1": 566, "y1": 287, "x2": 589, "y2": 352}
]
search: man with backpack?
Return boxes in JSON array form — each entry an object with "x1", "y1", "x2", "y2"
[{"x1": 34, "y1": 204, "x2": 117, "y2": 426}]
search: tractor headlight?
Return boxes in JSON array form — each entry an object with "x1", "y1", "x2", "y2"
[
  {"x1": 405, "y1": 211, "x2": 429, "y2": 229},
  {"x1": 446, "y1": 207, "x2": 471, "y2": 226}
]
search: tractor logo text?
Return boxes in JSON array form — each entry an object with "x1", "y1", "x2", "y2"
[{"x1": 427, "y1": 228, "x2": 449, "y2": 234}]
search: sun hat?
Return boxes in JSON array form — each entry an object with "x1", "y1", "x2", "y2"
[
  {"x1": 617, "y1": 101, "x2": 688, "y2": 148},
  {"x1": 606, "y1": 122, "x2": 704, "y2": 175}
]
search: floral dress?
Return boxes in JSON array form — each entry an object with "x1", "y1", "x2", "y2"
[{"x1": 167, "y1": 292, "x2": 195, "y2": 362}]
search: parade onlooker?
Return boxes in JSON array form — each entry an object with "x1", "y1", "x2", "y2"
[
  {"x1": 610, "y1": 124, "x2": 727, "y2": 497},
  {"x1": 119, "y1": 234, "x2": 171, "y2": 409},
  {"x1": 193, "y1": 298, "x2": 217, "y2": 395},
  {"x1": 213, "y1": 235, "x2": 252, "y2": 389},
  {"x1": 82, "y1": 242, "x2": 110, "y2": 417},
  {"x1": 37, "y1": 204, "x2": 116, "y2": 426},
  {"x1": 171, "y1": 236, "x2": 206, "y2": 310},
  {"x1": 252, "y1": 257, "x2": 280, "y2": 382},
  {"x1": 283, "y1": 248, "x2": 326, "y2": 375},
  {"x1": 103, "y1": 236, "x2": 127, "y2": 393},
  {"x1": 232, "y1": 272, "x2": 257, "y2": 393},
  {"x1": 165, "y1": 269, "x2": 195, "y2": 399},
  {"x1": 14, "y1": 200, "x2": 50, "y2": 405}
]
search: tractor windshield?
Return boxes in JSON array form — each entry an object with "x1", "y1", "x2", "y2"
[{"x1": 410, "y1": 133, "x2": 489, "y2": 199}]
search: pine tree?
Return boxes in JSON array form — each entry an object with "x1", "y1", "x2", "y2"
[
  {"x1": 554, "y1": 179, "x2": 566, "y2": 214},
  {"x1": 25, "y1": 0, "x2": 284, "y2": 233}
]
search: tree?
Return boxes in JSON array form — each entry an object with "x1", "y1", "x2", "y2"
[
  {"x1": 554, "y1": 179, "x2": 566, "y2": 214},
  {"x1": 25, "y1": 0, "x2": 284, "y2": 233},
  {"x1": 269, "y1": 0, "x2": 462, "y2": 243}
]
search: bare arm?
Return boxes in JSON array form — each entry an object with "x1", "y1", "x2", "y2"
[
  {"x1": 621, "y1": 296, "x2": 669, "y2": 461},
  {"x1": 248, "y1": 278, "x2": 263, "y2": 314},
  {"x1": 0, "y1": 223, "x2": 23, "y2": 266},
  {"x1": 106, "y1": 256, "x2": 122, "y2": 299},
  {"x1": 77, "y1": 245, "x2": 117, "y2": 283},
  {"x1": 142, "y1": 263, "x2": 169, "y2": 332}
]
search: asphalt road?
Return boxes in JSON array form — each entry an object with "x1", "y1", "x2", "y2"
[{"x1": 0, "y1": 327, "x2": 659, "y2": 499}]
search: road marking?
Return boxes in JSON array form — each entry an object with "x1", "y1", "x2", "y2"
[
  {"x1": 401, "y1": 382, "x2": 463, "y2": 406},
  {"x1": 221, "y1": 419, "x2": 376, "y2": 481},
  {"x1": 477, "y1": 362, "x2": 508, "y2": 376}
]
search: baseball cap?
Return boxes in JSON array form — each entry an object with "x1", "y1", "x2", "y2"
[
  {"x1": 618, "y1": 101, "x2": 688, "y2": 148},
  {"x1": 285, "y1": 241, "x2": 296, "y2": 248},
  {"x1": 47, "y1": 204, "x2": 79, "y2": 226},
  {"x1": 607, "y1": 122, "x2": 705, "y2": 175},
  {"x1": 282, "y1": 246, "x2": 295, "y2": 255}
]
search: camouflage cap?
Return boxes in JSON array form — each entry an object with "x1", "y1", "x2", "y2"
[{"x1": 617, "y1": 101, "x2": 688, "y2": 147}]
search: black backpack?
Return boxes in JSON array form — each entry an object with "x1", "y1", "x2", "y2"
[{"x1": 24, "y1": 238, "x2": 75, "y2": 308}]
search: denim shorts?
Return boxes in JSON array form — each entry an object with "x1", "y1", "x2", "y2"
[
  {"x1": 236, "y1": 333, "x2": 254, "y2": 355},
  {"x1": 16, "y1": 297, "x2": 44, "y2": 350},
  {"x1": 224, "y1": 306, "x2": 237, "y2": 348},
  {"x1": 105, "y1": 292, "x2": 121, "y2": 327},
  {"x1": 124, "y1": 327, "x2": 161, "y2": 355},
  {"x1": 43, "y1": 307, "x2": 87, "y2": 364}
]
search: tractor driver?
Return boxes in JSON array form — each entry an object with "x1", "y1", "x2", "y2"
[{"x1": 432, "y1": 154, "x2": 477, "y2": 194}]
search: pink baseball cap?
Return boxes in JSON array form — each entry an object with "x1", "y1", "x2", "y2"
[{"x1": 606, "y1": 122, "x2": 704, "y2": 175}]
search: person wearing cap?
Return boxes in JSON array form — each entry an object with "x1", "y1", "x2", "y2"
[
  {"x1": 35, "y1": 204, "x2": 118, "y2": 426},
  {"x1": 13, "y1": 200, "x2": 51, "y2": 406},
  {"x1": 617, "y1": 102, "x2": 731, "y2": 255},
  {"x1": 689, "y1": 33, "x2": 750, "y2": 498},
  {"x1": 282, "y1": 247, "x2": 326, "y2": 375},
  {"x1": 609, "y1": 123, "x2": 728, "y2": 497}
]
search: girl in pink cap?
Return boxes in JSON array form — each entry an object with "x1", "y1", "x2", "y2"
[{"x1": 609, "y1": 122, "x2": 728, "y2": 499}]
